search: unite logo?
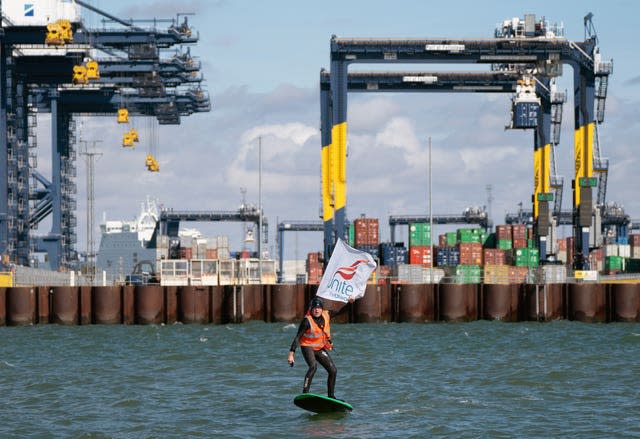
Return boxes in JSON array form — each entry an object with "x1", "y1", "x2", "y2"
[{"x1": 328, "y1": 260, "x2": 368, "y2": 295}]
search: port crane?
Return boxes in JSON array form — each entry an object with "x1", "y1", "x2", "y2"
[
  {"x1": 388, "y1": 208, "x2": 489, "y2": 244},
  {"x1": 0, "y1": 1, "x2": 210, "y2": 269},
  {"x1": 276, "y1": 220, "x2": 324, "y2": 282},
  {"x1": 320, "y1": 68, "x2": 563, "y2": 261},
  {"x1": 322, "y1": 13, "x2": 612, "y2": 269},
  {"x1": 155, "y1": 207, "x2": 268, "y2": 260}
]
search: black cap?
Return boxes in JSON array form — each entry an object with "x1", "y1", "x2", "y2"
[{"x1": 308, "y1": 296, "x2": 324, "y2": 309}]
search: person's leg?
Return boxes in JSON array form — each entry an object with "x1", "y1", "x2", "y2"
[
  {"x1": 301, "y1": 347, "x2": 317, "y2": 393},
  {"x1": 315, "y1": 350, "x2": 337, "y2": 398}
]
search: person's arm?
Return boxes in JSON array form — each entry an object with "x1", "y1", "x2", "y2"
[{"x1": 288, "y1": 318, "x2": 309, "y2": 366}]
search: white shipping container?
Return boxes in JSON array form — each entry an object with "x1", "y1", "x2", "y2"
[
  {"x1": 619, "y1": 244, "x2": 631, "y2": 258},
  {"x1": 632, "y1": 247, "x2": 640, "y2": 259},
  {"x1": 3, "y1": 0, "x2": 81, "y2": 26},
  {"x1": 604, "y1": 244, "x2": 619, "y2": 257},
  {"x1": 539, "y1": 265, "x2": 567, "y2": 283},
  {"x1": 216, "y1": 235, "x2": 229, "y2": 249},
  {"x1": 556, "y1": 250, "x2": 567, "y2": 264}
]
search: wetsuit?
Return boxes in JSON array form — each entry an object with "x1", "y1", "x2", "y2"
[{"x1": 289, "y1": 308, "x2": 346, "y2": 398}]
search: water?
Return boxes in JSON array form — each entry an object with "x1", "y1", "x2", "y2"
[{"x1": 1, "y1": 321, "x2": 639, "y2": 438}]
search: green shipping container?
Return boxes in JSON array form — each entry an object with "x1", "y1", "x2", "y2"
[
  {"x1": 497, "y1": 239, "x2": 512, "y2": 250},
  {"x1": 446, "y1": 232, "x2": 457, "y2": 246},
  {"x1": 528, "y1": 248, "x2": 539, "y2": 267},
  {"x1": 514, "y1": 248, "x2": 540, "y2": 268},
  {"x1": 455, "y1": 265, "x2": 482, "y2": 284},
  {"x1": 625, "y1": 258, "x2": 640, "y2": 273},
  {"x1": 409, "y1": 223, "x2": 431, "y2": 246},
  {"x1": 457, "y1": 228, "x2": 482, "y2": 244},
  {"x1": 605, "y1": 256, "x2": 623, "y2": 271},
  {"x1": 348, "y1": 223, "x2": 355, "y2": 246}
]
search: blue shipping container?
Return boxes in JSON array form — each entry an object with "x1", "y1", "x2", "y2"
[{"x1": 512, "y1": 101, "x2": 539, "y2": 128}]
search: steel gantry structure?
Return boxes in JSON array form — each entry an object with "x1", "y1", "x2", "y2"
[
  {"x1": 321, "y1": 14, "x2": 611, "y2": 269},
  {"x1": 320, "y1": 69, "x2": 566, "y2": 260},
  {"x1": 156, "y1": 207, "x2": 268, "y2": 259},
  {"x1": 1, "y1": 1, "x2": 210, "y2": 269}
]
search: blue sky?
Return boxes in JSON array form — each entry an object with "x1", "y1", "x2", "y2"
[{"x1": 46, "y1": 0, "x2": 640, "y2": 261}]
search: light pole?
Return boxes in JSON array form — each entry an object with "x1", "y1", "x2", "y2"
[
  {"x1": 258, "y1": 136, "x2": 263, "y2": 284},
  {"x1": 428, "y1": 137, "x2": 433, "y2": 284}
]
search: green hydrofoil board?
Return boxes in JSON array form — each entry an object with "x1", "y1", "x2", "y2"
[{"x1": 293, "y1": 393, "x2": 353, "y2": 413}]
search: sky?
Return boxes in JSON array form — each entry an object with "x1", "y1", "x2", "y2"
[{"x1": 33, "y1": 0, "x2": 640, "y2": 263}]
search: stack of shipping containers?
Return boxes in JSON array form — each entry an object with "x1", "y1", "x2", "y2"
[{"x1": 302, "y1": 214, "x2": 640, "y2": 284}]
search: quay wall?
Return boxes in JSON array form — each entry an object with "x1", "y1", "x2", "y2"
[{"x1": 1, "y1": 283, "x2": 639, "y2": 325}]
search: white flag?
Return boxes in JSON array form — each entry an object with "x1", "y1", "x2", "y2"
[{"x1": 316, "y1": 238, "x2": 377, "y2": 303}]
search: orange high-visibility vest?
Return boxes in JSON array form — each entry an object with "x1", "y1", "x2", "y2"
[{"x1": 299, "y1": 310, "x2": 332, "y2": 351}]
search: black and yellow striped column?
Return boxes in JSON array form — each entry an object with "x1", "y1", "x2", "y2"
[
  {"x1": 330, "y1": 61, "x2": 349, "y2": 246},
  {"x1": 533, "y1": 85, "x2": 552, "y2": 261},
  {"x1": 572, "y1": 69, "x2": 596, "y2": 270},
  {"x1": 320, "y1": 70, "x2": 334, "y2": 259}
]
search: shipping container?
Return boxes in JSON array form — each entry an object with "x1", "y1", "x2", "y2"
[
  {"x1": 354, "y1": 217, "x2": 379, "y2": 246},
  {"x1": 457, "y1": 228, "x2": 482, "y2": 244},
  {"x1": 435, "y1": 246, "x2": 460, "y2": 267},
  {"x1": 380, "y1": 243, "x2": 407, "y2": 266},
  {"x1": 496, "y1": 225, "x2": 512, "y2": 241},
  {"x1": 539, "y1": 265, "x2": 567, "y2": 283},
  {"x1": 444, "y1": 265, "x2": 481, "y2": 284},
  {"x1": 605, "y1": 256, "x2": 624, "y2": 272},
  {"x1": 512, "y1": 101, "x2": 540, "y2": 128},
  {"x1": 409, "y1": 223, "x2": 431, "y2": 246},
  {"x1": 483, "y1": 264, "x2": 511, "y2": 284},
  {"x1": 625, "y1": 258, "x2": 640, "y2": 273},
  {"x1": 408, "y1": 246, "x2": 432, "y2": 266},
  {"x1": 396, "y1": 264, "x2": 444, "y2": 284},
  {"x1": 458, "y1": 242, "x2": 483, "y2": 265}
]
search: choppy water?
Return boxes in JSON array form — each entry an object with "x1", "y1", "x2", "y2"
[{"x1": 1, "y1": 321, "x2": 639, "y2": 438}]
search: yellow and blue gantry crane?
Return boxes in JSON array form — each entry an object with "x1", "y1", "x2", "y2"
[
  {"x1": 0, "y1": 1, "x2": 210, "y2": 269},
  {"x1": 320, "y1": 13, "x2": 612, "y2": 270}
]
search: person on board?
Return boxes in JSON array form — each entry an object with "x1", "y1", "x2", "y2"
[{"x1": 287, "y1": 295, "x2": 353, "y2": 399}]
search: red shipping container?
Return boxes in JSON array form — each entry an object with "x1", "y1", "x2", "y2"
[
  {"x1": 379, "y1": 265, "x2": 392, "y2": 278},
  {"x1": 590, "y1": 248, "x2": 603, "y2": 261},
  {"x1": 483, "y1": 248, "x2": 507, "y2": 266},
  {"x1": 180, "y1": 247, "x2": 192, "y2": 259},
  {"x1": 409, "y1": 246, "x2": 432, "y2": 266},
  {"x1": 512, "y1": 224, "x2": 527, "y2": 240},
  {"x1": 630, "y1": 234, "x2": 640, "y2": 247},
  {"x1": 459, "y1": 242, "x2": 483, "y2": 265},
  {"x1": 439, "y1": 234, "x2": 447, "y2": 247},
  {"x1": 557, "y1": 239, "x2": 566, "y2": 251},
  {"x1": 496, "y1": 225, "x2": 512, "y2": 241},
  {"x1": 509, "y1": 266, "x2": 529, "y2": 283},
  {"x1": 513, "y1": 238, "x2": 527, "y2": 249},
  {"x1": 205, "y1": 248, "x2": 218, "y2": 259},
  {"x1": 354, "y1": 218, "x2": 379, "y2": 246}
]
